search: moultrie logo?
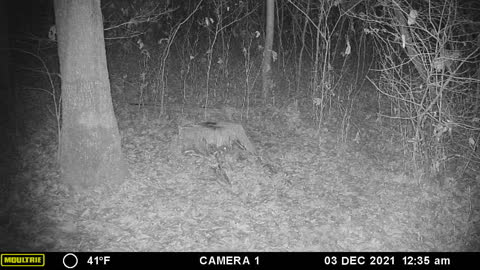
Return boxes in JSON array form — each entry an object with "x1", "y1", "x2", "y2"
[{"x1": 1, "y1": 254, "x2": 45, "y2": 267}]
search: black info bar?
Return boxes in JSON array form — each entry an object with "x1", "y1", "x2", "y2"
[{"x1": 0, "y1": 252, "x2": 476, "y2": 269}]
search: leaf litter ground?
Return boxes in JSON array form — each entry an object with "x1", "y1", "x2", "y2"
[{"x1": 2, "y1": 104, "x2": 479, "y2": 251}]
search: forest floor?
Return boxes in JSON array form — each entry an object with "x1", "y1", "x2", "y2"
[{"x1": 1, "y1": 101, "x2": 479, "y2": 251}]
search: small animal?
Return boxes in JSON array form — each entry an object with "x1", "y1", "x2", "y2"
[{"x1": 198, "y1": 121, "x2": 223, "y2": 130}]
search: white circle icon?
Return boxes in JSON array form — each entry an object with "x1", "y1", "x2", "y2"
[{"x1": 63, "y1": 253, "x2": 78, "y2": 269}]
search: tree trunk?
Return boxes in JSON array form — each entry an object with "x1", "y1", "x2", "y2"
[
  {"x1": 296, "y1": 0, "x2": 310, "y2": 96},
  {"x1": 54, "y1": 0, "x2": 128, "y2": 190},
  {"x1": 262, "y1": 0, "x2": 275, "y2": 102}
]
